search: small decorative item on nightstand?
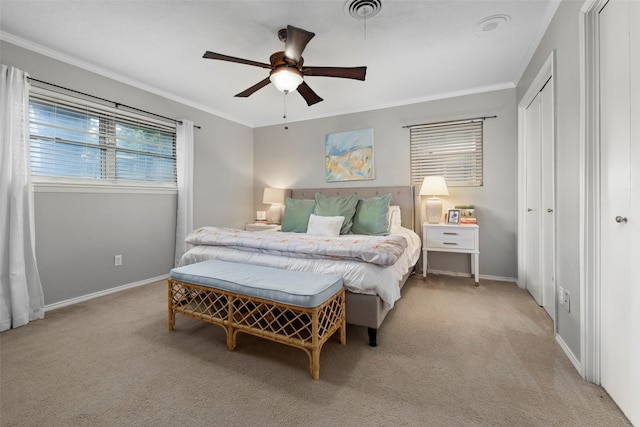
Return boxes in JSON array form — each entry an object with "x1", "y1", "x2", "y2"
[
  {"x1": 457, "y1": 205, "x2": 477, "y2": 224},
  {"x1": 446, "y1": 209, "x2": 461, "y2": 224}
]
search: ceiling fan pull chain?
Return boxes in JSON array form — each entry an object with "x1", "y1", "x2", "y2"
[
  {"x1": 283, "y1": 92, "x2": 289, "y2": 130},
  {"x1": 283, "y1": 91, "x2": 288, "y2": 119}
]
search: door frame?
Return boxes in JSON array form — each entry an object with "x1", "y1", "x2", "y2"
[
  {"x1": 517, "y1": 51, "x2": 556, "y2": 327},
  {"x1": 579, "y1": 0, "x2": 607, "y2": 384}
]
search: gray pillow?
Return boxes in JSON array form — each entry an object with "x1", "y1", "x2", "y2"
[
  {"x1": 350, "y1": 194, "x2": 391, "y2": 235},
  {"x1": 281, "y1": 198, "x2": 315, "y2": 232},
  {"x1": 314, "y1": 193, "x2": 359, "y2": 235}
]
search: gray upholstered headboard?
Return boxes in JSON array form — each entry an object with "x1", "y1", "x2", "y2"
[{"x1": 289, "y1": 186, "x2": 416, "y2": 231}]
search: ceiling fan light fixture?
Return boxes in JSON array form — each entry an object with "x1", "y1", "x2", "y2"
[{"x1": 270, "y1": 67, "x2": 303, "y2": 93}]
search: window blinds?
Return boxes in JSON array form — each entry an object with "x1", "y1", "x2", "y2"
[
  {"x1": 29, "y1": 91, "x2": 177, "y2": 183},
  {"x1": 410, "y1": 120, "x2": 483, "y2": 188}
]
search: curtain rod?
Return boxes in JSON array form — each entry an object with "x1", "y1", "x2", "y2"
[
  {"x1": 402, "y1": 115, "x2": 497, "y2": 129},
  {"x1": 28, "y1": 77, "x2": 201, "y2": 129}
]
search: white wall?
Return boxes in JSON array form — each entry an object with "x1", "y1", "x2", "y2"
[
  {"x1": 253, "y1": 88, "x2": 518, "y2": 280},
  {"x1": 516, "y1": 0, "x2": 584, "y2": 360},
  {"x1": 2, "y1": 41, "x2": 254, "y2": 306}
]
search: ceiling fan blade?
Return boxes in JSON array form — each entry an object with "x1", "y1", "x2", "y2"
[
  {"x1": 284, "y1": 25, "x2": 315, "y2": 63},
  {"x1": 296, "y1": 81, "x2": 323, "y2": 106},
  {"x1": 203, "y1": 51, "x2": 272, "y2": 69},
  {"x1": 302, "y1": 66, "x2": 367, "y2": 81},
  {"x1": 234, "y1": 77, "x2": 272, "y2": 98}
]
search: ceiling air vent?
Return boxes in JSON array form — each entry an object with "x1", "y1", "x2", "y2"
[{"x1": 346, "y1": 0, "x2": 382, "y2": 20}]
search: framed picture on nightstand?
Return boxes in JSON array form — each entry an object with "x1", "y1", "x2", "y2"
[{"x1": 446, "y1": 209, "x2": 461, "y2": 224}]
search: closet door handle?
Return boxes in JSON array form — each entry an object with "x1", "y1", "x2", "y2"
[
  {"x1": 527, "y1": 208, "x2": 533, "y2": 212},
  {"x1": 547, "y1": 208, "x2": 553, "y2": 213},
  {"x1": 615, "y1": 216, "x2": 628, "y2": 223}
]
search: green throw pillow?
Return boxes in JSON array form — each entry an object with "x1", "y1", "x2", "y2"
[
  {"x1": 281, "y1": 198, "x2": 315, "y2": 233},
  {"x1": 314, "y1": 193, "x2": 359, "y2": 235},
  {"x1": 350, "y1": 194, "x2": 391, "y2": 236}
]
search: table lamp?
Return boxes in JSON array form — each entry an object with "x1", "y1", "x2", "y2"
[
  {"x1": 263, "y1": 187, "x2": 285, "y2": 224},
  {"x1": 420, "y1": 176, "x2": 449, "y2": 224}
]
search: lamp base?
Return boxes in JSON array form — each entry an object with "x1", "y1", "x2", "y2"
[
  {"x1": 425, "y1": 198, "x2": 443, "y2": 224},
  {"x1": 267, "y1": 204, "x2": 282, "y2": 224}
]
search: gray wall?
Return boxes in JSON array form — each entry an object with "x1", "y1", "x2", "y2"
[
  {"x1": 2, "y1": 41, "x2": 254, "y2": 306},
  {"x1": 253, "y1": 88, "x2": 518, "y2": 280},
  {"x1": 516, "y1": 0, "x2": 583, "y2": 360}
]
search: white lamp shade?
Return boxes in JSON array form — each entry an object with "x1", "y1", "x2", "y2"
[
  {"x1": 419, "y1": 176, "x2": 449, "y2": 197},
  {"x1": 263, "y1": 188, "x2": 285, "y2": 205},
  {"x1": 269, "y1": 68, "x2": 303, "y2": 93}
]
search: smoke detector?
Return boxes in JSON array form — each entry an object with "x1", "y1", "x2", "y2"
[{"x1": 473, "y1": 14, "x2": 511, "y2": 36}]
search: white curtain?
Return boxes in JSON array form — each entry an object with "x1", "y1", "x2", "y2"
[
  {"x1": 0, "y1": 65, "x2": 44, "y2": 331},
  {"x1": 174, "y1": 119, "x2": 194, "y2": 267}
]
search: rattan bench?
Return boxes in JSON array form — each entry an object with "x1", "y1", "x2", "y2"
[{"x1": 168, "y1": 259, "x2": 346, "y2": 380}]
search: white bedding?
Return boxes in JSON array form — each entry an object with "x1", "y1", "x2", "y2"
[
  {"x1": 185, "y1": 226, "x2": 408, "y2": 266},
  {"x1": 179, "y1": 226, "x2": 421, "y2": 309}
]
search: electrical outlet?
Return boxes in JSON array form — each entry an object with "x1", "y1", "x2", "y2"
[
  {"x1": 563, "y1": 289, "x2": 570, "y2": 312},
  {"x1": 114, "y1": 254, "x2": 122, "y2": 267},
  {"x1": 558, "y1": 287, "x2": 565, "y2": 307}
]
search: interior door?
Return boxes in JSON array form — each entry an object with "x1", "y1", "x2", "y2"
[
  {"x1": 599, "y1": 0, "x2": 639, "y2": 423},
  {"x1": 523, "y1": 77, "x2": 555, "y2": 318},
  {"x1": 524, "y1": 94, "x2": 542, "y2": 305},
  {"x1": 539, "y1": 79, "x2": 555, "y2": 320}
]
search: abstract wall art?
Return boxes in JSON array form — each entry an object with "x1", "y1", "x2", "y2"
[{"x1": 325, "y1": 128, "x2": 374, "y2": 182}]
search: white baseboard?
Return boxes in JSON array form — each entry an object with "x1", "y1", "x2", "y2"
[
  {"x1": 426, "y1": 269, "x2": 516, "y2": 283},
  {"x1": 44, "y1": 274, "x2": 169, "y2": 312},
  {"x1": 555, "y1": 333, "x2": 584, "y2": 377}
]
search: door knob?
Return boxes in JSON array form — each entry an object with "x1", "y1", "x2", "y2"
[
  {"x1": 615, "y1": 216, "x2": 628, "y2": 223},
  {"x1": 527, "y1": 208, "x2": 533, "y2": 212},
  {"x1": 547, "y1": 208, "x2": 553, "y2": 213}
]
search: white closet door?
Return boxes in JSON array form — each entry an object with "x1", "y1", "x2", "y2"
[
  {"x1": 539, "y1": 80, "x2": 555, "y2": 319},
  {"x1": 630, "y1": 2, "x2": 640, "y2": 420},
  {"x1": 525, "y1": 94, "x2": 542, "y2": 305},
  {"x1": 599, "y1": 0, "x2": 639, "y2": 423},
  {"x1": 523, "y1": 78, "x2": 555, "y2": 319}
]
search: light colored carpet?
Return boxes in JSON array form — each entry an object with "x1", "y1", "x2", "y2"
[{"x1": 0, "y1": 274, "x2": 631, "y2": 426}]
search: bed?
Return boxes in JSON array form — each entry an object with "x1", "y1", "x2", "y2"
[{"x1": 179, "y1": 186, "x2": 421, "y2": 346}]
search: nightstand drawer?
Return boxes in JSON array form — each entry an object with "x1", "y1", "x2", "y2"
[{"x1": 426, "y1": 227, "x2": 476, "y2": 250}]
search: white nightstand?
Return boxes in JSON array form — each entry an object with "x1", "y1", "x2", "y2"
[
  {"x1": 422, "y1": 222, "x2": 479, "y2": 285},
  {"x1": 245, "y1": 223, "x2": 281, "y2": 232}
]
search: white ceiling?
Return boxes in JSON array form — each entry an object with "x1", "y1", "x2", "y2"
[{"x1": 0, "y1": 1, "x2": 559, "y2": 128}]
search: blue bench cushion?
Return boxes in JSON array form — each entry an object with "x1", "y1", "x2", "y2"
[{"x1": 170, "y1": 259, "x2": 343, "y2": 308}]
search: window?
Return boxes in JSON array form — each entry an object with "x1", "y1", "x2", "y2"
[
  {"x1": 29, "y1": 90, "x2": 177, "y2": 185},
  {"x1": 410, "y1": 120, "x2": 483, "y2": 188}
]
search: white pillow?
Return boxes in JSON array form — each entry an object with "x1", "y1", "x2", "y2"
[
  {"x1": 388, "y1": 205, "x2": 402, "y2": 229},
  {"x1": 306, "y1": 214, "x2": 345, "y2": 237}
]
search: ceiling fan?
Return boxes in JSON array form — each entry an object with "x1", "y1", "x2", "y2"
[{"x1": 203, "y1": 25, "x2": 367, "y2": 106}]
